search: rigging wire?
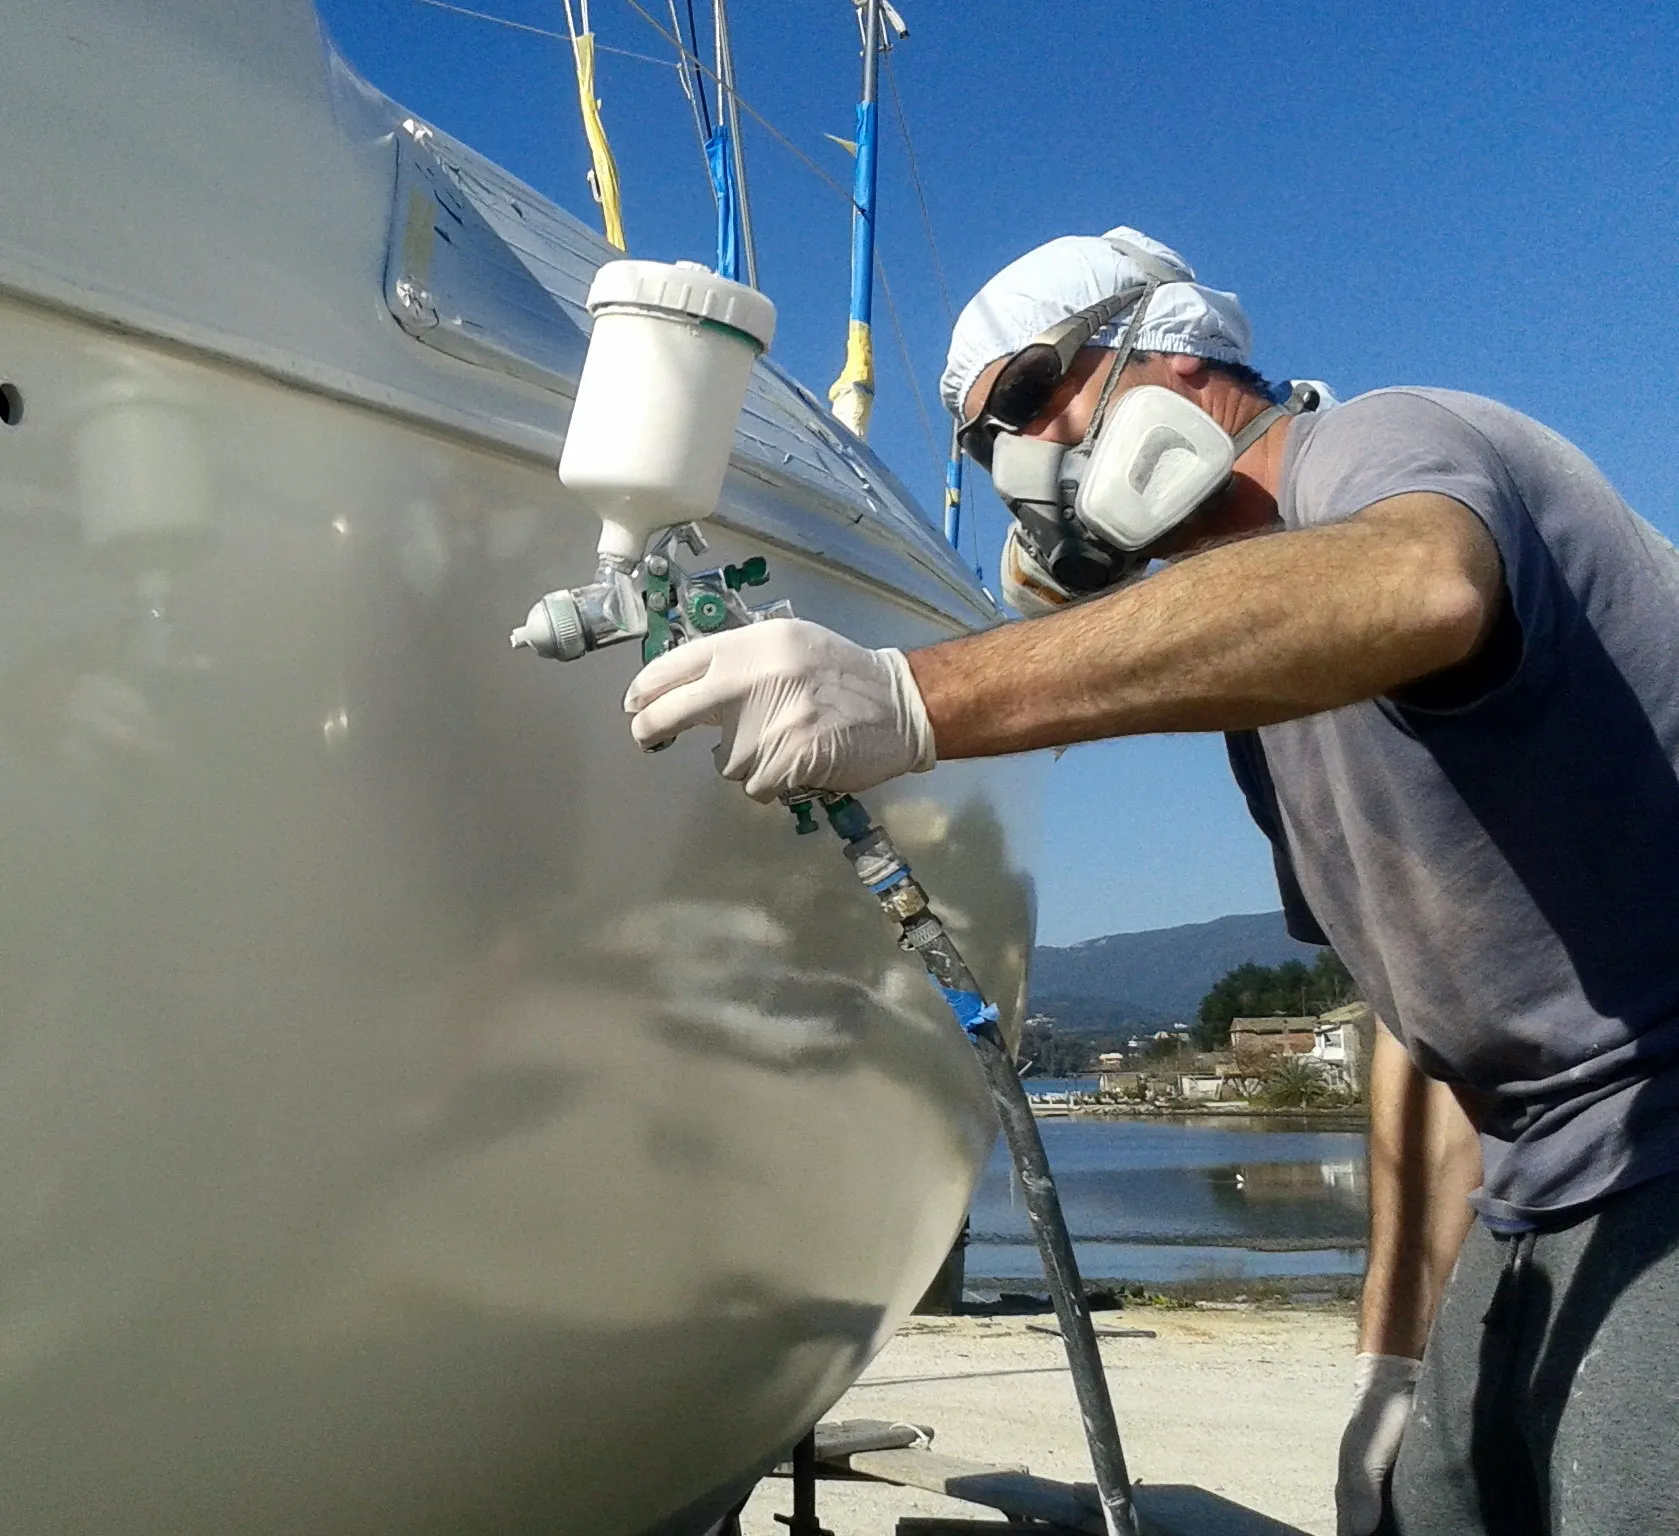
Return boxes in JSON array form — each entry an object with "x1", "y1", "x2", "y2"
[
  {"x1": 827, "y1": 0, "x2": 883, "y2": 438},
  {"x1": 883, "y1": 40, "x2": 975, "y2": 562},
  {"x1": 616, "y1": 0, "x2": 857, "y2": 205},
  {"x1": 411, "y1": 0, "x2": 957, "y2": 523},
  {"x1": 666, "y1": 0, "x2": 712, "y2": 166},
  {"x1": 618, "y1": 0, "x2": 947, "y2": 493},
  {"x1": 411, "y1": 0, "x2": 852, "y2": 210},
  {"x1": 711, "y1": 0, "x2": 758, "y2": 285},
  {"x1": 873, "y1": 254, "x2": 945, "y2": 480},
  {"x1": 677, "y1": 0, "x2": 713, "y2": 136},
  {"x1": 413, "y1": 0, "x2": 905, "y2": 235},
  {"x1": 414, "y1": 0, "x2": 670, "y2": 65},
  {"x1": 882, "y1": 48, "x2": 953, "y2": 325},
  {"x1": 559, "y1": 0, "x2": 628, "y2": 247}
]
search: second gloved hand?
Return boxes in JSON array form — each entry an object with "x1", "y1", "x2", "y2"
[
  {"x1": 1336, "y1": 1352, "x2": 1422, "y2": 1536},
  {"x1": 623, "y1": 618, "x2": 936, "y2": 802},
  {"x1": 999, "y1": 523, "x2": 1074, "y2": 618}
]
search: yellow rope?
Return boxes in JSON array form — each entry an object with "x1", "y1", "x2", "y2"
[{"x1": 568, "y1": 29, "x2": 627, "y2": 249}]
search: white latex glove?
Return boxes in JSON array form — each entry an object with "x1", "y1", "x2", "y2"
[
  {"x1": 999, "y1": 524, "x2": 1073, "y2": 618},
  {"x1": 1336, "y1": 1352, "x2": 1422, "y2": 1536},
  {"x1": 623, "y1": 618, "x2": 936, "y2": 803}
]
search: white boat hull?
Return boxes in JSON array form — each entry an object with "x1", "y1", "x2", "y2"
[{"x1": 0, "y1": 4, "x2": 1045, "y2": 1530}]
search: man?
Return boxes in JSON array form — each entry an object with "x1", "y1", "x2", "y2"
[{"x1": 625, "y1": 227, "x2": 1679, "y2": 1534}]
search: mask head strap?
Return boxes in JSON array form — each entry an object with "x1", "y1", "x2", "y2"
[
  {"x1": 1073, "y1": 236, "x2": 1196, "y2": 449},
  {"x1": 1228, "y1": 381, "x2": 1321, "y2": 459},
  {"x1": 1101, "y1": 233, "x2": 1191, "y2": 287},
  {"x1": 1078, "y1": 278, "x2": 1161, "y2": 450}
]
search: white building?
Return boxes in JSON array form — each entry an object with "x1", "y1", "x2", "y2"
[{"x1": 1311, "y1": 1002, "x2": 1375, "y2": 1093}]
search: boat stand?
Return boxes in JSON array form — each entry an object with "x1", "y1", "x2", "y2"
[
  {"x1": 772, "y1": 1430, "x2": 833, "y2": 1536},
  {"x1": 761, "y1": 1418, "x2": 1313, "y2": 1536},
  {"x1": 764, "y1": 1418, "x2": 1101, "y2": 1535}
]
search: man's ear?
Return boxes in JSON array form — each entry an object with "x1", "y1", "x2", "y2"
[{"x1": 1165, "y1": 353, "x2": 1206, "y2": 381}]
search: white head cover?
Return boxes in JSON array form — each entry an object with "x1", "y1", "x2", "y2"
[{"x1": 939, "y1": 225, "x2": 1253, "y2": 421}]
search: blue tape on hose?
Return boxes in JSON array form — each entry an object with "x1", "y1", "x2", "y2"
[
  {"x1": 938, "y1": 986, "x2": 1000, "y2": 1037},
  {"x1": 869, "y1": 870, "x2": 909, "y2": 894}
]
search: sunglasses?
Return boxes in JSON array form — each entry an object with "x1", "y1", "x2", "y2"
[{"x1": 957, "y1": 280, "x2": 1153, "y2": 472}]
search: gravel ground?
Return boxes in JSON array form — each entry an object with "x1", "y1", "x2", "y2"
[{"x1": 739, "y1": 1305, "x2": 1356, "y2": 1536}]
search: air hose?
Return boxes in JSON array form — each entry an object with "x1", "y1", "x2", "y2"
[
  {"x1": 510, "y1": 253, "x2": 1137, "y2": 1528},
  {"x1": 797, "y1": 791, "x2": 1140, "y2": 1536},
  {"x1": 513, "y1": 527, "x2": 1139, "y2": 1535}
]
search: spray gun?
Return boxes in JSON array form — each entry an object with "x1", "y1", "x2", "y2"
[
  {"x1": 512, "y1": 260, "x2": 1140, "y2": 1536},
  {"x1": 510, "y1": 523, "x2": 790, "y2": 667},
  {"x1": 510, "y1": 258, "x2": 786, "y2": 668}
]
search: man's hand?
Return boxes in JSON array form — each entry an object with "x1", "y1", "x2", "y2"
[
  {"x1": 623, "y1": 618, "x2": 935, "y2": 802},
  {"x1": 1337, "y1": 1027, "x2": 1478, "y2": 1533},
  {"x1": 1336, "y1": 1352, "x2": 1422, "y2": 1535}
]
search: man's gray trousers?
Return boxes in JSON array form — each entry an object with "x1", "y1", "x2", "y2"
[{"x1": 1388, "y1": 1168, "x2": 1679, "y2": 1534}]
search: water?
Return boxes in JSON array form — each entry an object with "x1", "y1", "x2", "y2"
[
  {"x1": 967, "y1": 1116, "x2": 1368, "y2": 1284},
  {"x1": 1022, "y1": 1076, "x2": 1099, "y2": 1097}
]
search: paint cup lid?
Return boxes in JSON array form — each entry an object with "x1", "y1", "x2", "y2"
[{"x1": 585, "y1": 260, "x2": 776, "y2": 352}]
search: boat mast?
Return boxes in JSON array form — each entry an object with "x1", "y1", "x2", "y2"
[{"x1": 828, "y1": 0, "x2": 883, "y2": 438}]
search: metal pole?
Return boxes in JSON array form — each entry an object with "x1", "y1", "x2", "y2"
[
  {"x1": 779, "y1": 1429, "x2": 832, "y2": 1535},
  {"x1": 943, "y1": 419, "x2": 963, "y2": 549},
  {"x1": 829, "y1": 0, "x2": 882, "y2": 437},
  {"x1": 860, "y1": 0, "x2": 881, "y2": 104},
  {"x1": 712, "y1": 0, "x2": 758, "y2": 288},
  {"x1": 852, "y1": 0, "x2": 882, "y2": 340}
]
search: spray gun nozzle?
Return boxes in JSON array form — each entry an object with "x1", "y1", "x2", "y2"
[
  {"x1": 509, "y1": 588, "x2": 588, "y2": 661},
  {"x1": 508, "y1": 565, "x2": 650, "y2": 663}
]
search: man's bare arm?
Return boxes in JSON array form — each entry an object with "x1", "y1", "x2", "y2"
[
  {"x1": 1361, "y1": 1022, "x2": 1481, "y2": 1358},
  {"x1": 908, "y1": 494, "x2": 1504, "y2": 758}
]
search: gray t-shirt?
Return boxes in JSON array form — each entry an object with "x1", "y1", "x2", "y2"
[{"x1": 1256, "y1": 387, "x2": 1679, "y2": 1228}]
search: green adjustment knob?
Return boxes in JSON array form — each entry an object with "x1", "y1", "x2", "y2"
[
  {"x1": 684, "y1": 589, "x2": 730, "y2": 633},
  {"x1": 789, "y1": 801, "x2": 819, "y2": 835},
  {"x1": 724, "y1": 556, "x2": 770, "y2": 590}
]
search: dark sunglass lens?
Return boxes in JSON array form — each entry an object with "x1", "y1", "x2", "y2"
[{"x1": 987, "y1": 345, "x2": 1064, "y2": 429}]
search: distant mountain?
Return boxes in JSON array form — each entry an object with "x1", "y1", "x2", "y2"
[{"x1": 1031, "y1": 910, "x2": 1321, "y2": 1028}]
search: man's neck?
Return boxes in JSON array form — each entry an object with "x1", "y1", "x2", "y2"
[{"x1": 1233, "y1": 408, "x2": 1297, "y2": 502}]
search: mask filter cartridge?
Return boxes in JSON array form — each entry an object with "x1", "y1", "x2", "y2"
[{"x1": 1075, "y1": 386, "x2": 1236, "y2": 551}]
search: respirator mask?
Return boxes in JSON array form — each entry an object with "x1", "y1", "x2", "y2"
[
  {"x1": 958, "y1": 239, "x2": 1318, "y2": 595},
  {"x1": 990, "y1": 379, "x2": 1319, "y2": 593}
]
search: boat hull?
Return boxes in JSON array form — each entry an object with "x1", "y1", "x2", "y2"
[
  {"x1": 0, "y1": 2, "x2": 1045, "y2": 1528},
  {"x1": 0, "y1": 210, "x2": 1039, "y2": 1536}
]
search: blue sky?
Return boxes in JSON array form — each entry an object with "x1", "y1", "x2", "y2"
[{"x1": 319, "y1": 0, "x2": 1678, "y2": 945}]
